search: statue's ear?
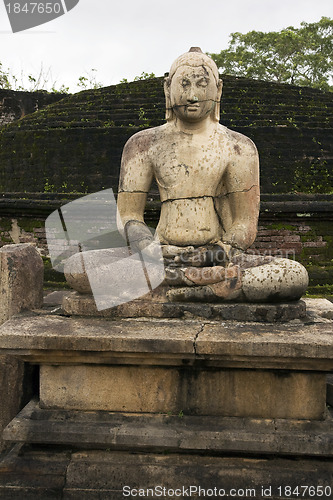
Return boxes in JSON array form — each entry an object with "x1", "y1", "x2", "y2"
[
  {"x1": 214, "y1": 79, "x2": 223, "y2": 122},
  {"x1": 217, "y1": 79, "x2": 223, "y2": 100},
  {"x1": 164, "y1": 77, "x2": 170, "y2": 98},
  {"x1": 164, "y1": 77, "x2": 173, "y2": 122}
]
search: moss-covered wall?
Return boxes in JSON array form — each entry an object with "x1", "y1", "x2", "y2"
[
  {"x1": 0, "y1": 89, "x2": 66, "y2": 126},
  {"x1": 0, "y1": 76, "x2": 332, "y2": 195}
]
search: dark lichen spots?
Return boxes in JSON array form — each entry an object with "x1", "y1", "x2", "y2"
[{"x1": 234, "y1": 144, "x2": 241, "y2": 155}]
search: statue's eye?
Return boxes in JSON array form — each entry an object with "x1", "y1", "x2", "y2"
[
  {"x1": 197, "y1": 78, "x2": 208, "y2": 87},
  {"x1": 181, "y1": 79, "x2": 190, "y2": 88}
]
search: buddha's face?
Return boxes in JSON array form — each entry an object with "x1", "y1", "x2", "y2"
[{"x1": 169, "y1": 65, "x2": 218, "y2": 123}]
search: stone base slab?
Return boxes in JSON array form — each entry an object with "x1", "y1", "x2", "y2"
[
  {"x1": 1, "y1": 443, "x2": 332, "y2": 500},
  {"x1": 1, "y1": 314, "x2": 332, "y2": 371},
  {"x1": 63, "y1": 291, "x2": 307, "y2": 322},
  {"x1": 39, "y1": 364, "x2": 326, "y2": 419},
  {"x1": 3, "y1": 400, "x2": 333, "y2": 457}
]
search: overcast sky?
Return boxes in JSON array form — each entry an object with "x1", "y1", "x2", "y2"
[{"x1": 0, "y1": 0, "x2": 332, "y2": 92}]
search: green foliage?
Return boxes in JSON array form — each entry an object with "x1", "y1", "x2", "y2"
[
  {"x1": 120, "y1": 71, "x2": 156, "y2": 84},
  {"x1": 0, "y1": 64, "x2": 102, "y2": 93},
  {"x1": 209, "y1": 17, "x2": 333, "y2": 91},
  {"x1": 0, "y1": 62, "x2": 11, "y2": 89},
  {"x1": 77, "y1": 69, "x2": 103, "y2": 90},
  {"x1": 134, "y1": 71, "x2": 156, "y2": 81},
  {"x1": 51, "y1": 84, "x2": 70, "y2": 94}
]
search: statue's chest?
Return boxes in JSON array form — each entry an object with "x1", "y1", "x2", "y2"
[{"x1": 152, "y1": 138, "x2": 225, "y2": 189}]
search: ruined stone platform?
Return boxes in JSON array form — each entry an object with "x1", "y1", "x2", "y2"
[
  {"x1": 0, "y1": 308, "x2": 332, "y2": 498},
  {"x1": 63, "y1": 290, "x2": 307, "y2": 322}
]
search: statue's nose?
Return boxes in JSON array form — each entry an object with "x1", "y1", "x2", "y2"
[{"x1": 188, "y1": 95, "x2": 199, "y2": 103}]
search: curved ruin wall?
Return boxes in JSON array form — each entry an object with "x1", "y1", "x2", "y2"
[{"x1": 0, "y1": 75, "x2": 332, "y2": 195}]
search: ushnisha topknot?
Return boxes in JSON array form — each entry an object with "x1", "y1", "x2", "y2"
[{"x1": 167, "y1": 47, "x2": 220, "y2": 85}]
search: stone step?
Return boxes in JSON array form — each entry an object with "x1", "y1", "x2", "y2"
[
  {"x1": 4, "y1": 399, "x2": 333, "y2": 457},
  {"x1": 1, "y1": 444, "x2": 332, "y2": 500}
]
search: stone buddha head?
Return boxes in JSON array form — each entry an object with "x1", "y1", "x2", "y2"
[{"x1": 164, "y1": 47, "x2": 223, "y2": 123}]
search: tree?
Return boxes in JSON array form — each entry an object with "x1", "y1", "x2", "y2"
[
  {"x1": 0, "y1": 65, "x2": 102, "y2": 93},
  {"x1": 209, "y1": 17, "x2": 333, "y2": 91}
]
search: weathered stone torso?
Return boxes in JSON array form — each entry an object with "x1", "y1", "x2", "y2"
[{"x1": 144, "y1": 123, "x2": 255, "y2": 245}]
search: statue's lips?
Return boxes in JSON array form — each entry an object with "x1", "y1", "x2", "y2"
[{"x1": 186, "y1": 104, "x2": 200, "y2": 111}]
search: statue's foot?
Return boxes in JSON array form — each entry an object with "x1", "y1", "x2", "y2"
[
  {"x1": 166, "y1": 258, "x2": 308, "y2": 303},
  {"x1": 166, "y1": 265, "x2": 243, "y2": 302}
]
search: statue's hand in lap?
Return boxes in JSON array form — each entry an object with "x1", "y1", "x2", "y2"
[{"x1": 162, "y1": 243, "x2": 229, "y2": 268}]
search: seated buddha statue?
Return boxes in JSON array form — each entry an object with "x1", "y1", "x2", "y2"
[{"x1": 65, "y1": 47, "x2": 308, "y2": 303}]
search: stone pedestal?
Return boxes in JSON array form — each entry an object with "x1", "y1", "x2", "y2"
[
  {"x1": 0, "y1": 313, "x2": 332, "y2": 425},
  {"x1": 0, "y1": 312, "x2": 332, "y2": 497}
]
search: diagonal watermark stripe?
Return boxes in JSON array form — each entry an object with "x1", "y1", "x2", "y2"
[
  {"x1": 3, "y1": 0, "x2": 79, "y2": 33},
  {"x1": 45, "y1": 189, "x2": 165, "y2": 311}
]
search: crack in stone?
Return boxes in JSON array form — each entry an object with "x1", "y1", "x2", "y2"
[
  {"x1": 166, "y1": 99, "x2": 221, "y2": 111},
  {"x1": 193, "y1": 324, "x2": 205, "y2": 355},
  {"x1": 213, "y1": 197, "x2": 225, "y2": 233},
  {"x1": 162, "y1": 195, "x2": 214, "y2": 204},
  {"x1": 118, "y1": 190, "x2": 148, "y2": 194},
  {"x1": 60, "y1": 450, "x2": 72, "y2": 499},
  {"x1": 217, "y1": 185, "x2": 259, "y2": 198}
]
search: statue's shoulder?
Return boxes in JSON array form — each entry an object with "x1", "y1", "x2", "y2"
[
  {"x1": 123, "y1": 125, "x2": 166, "y2": 155},
  {"x1": 217, "y1": 124, "x2": 258, "y2": 155}
]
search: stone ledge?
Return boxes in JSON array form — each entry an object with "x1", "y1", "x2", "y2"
[
  {"x1": 304, "y1": 298, "x2": 333, "y2": 320},
  {"x1": 0, "y1": 314, "x2": 332, "y2": 370},
  {"x1": 3, "y1": 400, "x2": 333, "y2": 457}
]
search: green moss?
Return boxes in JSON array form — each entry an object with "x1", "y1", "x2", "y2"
[
  {"x1": 42, "y1": 256, "x2": 67, "y2": 286},
  {"x1": 0, "y1": 219, "x2": 13, "y2": 231},
  {"x1": 292, "y1": 160, "x2": 332, "y2": 194},
  {"x1": 265, "y1": 223, "x2": 297, "y2": 231},
  {"x1": 43, "y1": 281, "x2": 70, "y2": 289},
  {"x1": 17, "y1": 218, "x2": 44, "y2": 232},
  {"x1": 305, "y1": 284, "x2": 333, "y2": 296}
]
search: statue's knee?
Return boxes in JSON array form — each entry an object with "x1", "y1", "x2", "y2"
[
  {"x1": 242, "y1": 258, "x2": 308, "y2": 302},
  {"x1": 64, "y1": 252, "x2": 91, "y2": 294},
  {"x1": 64, "y1": 247, "x2": 131, "y2": 294}
]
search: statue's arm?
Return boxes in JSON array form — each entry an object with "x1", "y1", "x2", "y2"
[
  {"x1": 117, "y1": 132, "x2": 154, "y2": 248},
  {"x1": 221, "y1": 139, "x2": 260, "y2": 251}
]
